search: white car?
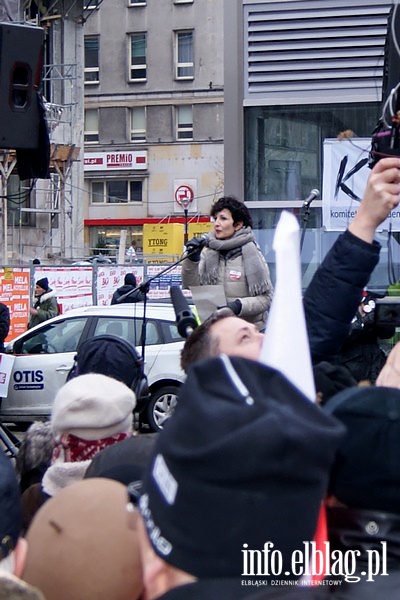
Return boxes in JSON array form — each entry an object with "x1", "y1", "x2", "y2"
[{"x1": 0, "y1": 303, "x2": 185, "y2": 431}]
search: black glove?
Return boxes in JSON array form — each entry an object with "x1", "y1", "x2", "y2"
[
  {"x1": 185, "y1": 237, "x2": 205, "y2": 262},
  {"x1": 226, "y1": 299, "x2": 242, "y2": 315}
]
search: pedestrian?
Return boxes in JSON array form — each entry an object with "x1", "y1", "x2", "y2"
[
  {"x1": 15, "y1": 422, "x2": 54, "y2": 493},
  {"x1": 323, "y1": 385, "x2": 400, "y2": 598},
  {"x1": 336, "y1": 289, "x2": 395, "y2": 383},
  {"x1": 0, "y1": 302, "x2": 10, "y2": 352},
  {"x1": 20, "y1": 373, "x2": 137, "y2": 530},
  {"x1": 125, "y1": 242, "x2": 137, "y2": 263},
  {"x1": 22, "y1": 479, "x2": 143, "y2": 600},
  {"x1": 66, "y1": 333, "x2": 149, "y2": 402},
  {"x1": 0, "y1": 449, "x2": 45, "y2": 599},
  {"x1": 28, "y1": 278, "x2": 59, "y2": 329},
  {"x1": 84, "y1": 432, "x2": 158, "y2": 495},
  {"x1": 111, "y1": 273, "x2": 145, "y2": 305},
  {"x1": 182, "y1": 196, "x2": 273, "y2": 330},
  {"x1": 180, "y1": 158, "x2": 400, "y2": 374},
  {"x1": 136, "y1": 354, "x2": 344, "y2": 598}
]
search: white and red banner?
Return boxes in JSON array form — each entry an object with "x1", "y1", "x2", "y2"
[{"x1": 322, "y1": 138, "x2": 400, "y2": 231}]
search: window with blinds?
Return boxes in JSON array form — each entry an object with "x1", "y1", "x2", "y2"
[{"x1": 244, "y1": 1, "x2": 393, "y2": 104}]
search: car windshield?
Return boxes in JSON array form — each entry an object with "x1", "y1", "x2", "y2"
[{"x1": 14, "y1": 318, "x2": 87, "y2": 354}]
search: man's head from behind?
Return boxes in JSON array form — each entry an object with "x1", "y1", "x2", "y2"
[
  {"x1": 138, "y1": 355, "x2": 344, "y2": 595},
  {"x1": 324, "y1": 386, "x2": 400, "y2": 513},
  {"x1": 22, "y1": 478, "x2": 143, "y2": 600},
  {"x1": 180, "y1": 309, "x2": 263, "y2": 372},
  {"x1": 67, "y1": 335, "x2": 148, "y2": 400}
]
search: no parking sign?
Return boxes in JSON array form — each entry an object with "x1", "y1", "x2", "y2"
[
  {"x1": 175, "y1": 184, "x2": 194, "y2": 208},
  {"x1": 174, "y1": 179, "x2": 197, "y2": 212}
]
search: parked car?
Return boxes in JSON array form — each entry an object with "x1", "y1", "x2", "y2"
[
  {"x1": 71, "y1": 255, "x2": 115, "y2": 265},
  {"x1": 0, "y1": 303, "x2": 185, "y2": 432}
]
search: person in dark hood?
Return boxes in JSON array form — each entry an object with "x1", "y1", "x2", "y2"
[
  {"x1": 111, "y1": 273, "x2": 145, "y2": 305},
  {"x1": 0, "y1": 302, "x2": 10, "y2": 352},
  {"x1": 336, "y1": 289, "x2": 395, "y2": 383},
  {"x1": 28, "y1": 278, "x2": 59, "y2": 329},
  {"x1": 323, "y1": 386, "x2": 400, "y2": 599},
  {"x1": 136, "y1": 355, "x2": 344, "y2": 599}
]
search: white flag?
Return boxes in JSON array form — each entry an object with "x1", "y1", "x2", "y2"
[{"x1": 259, "y1": 211, "x2": 315, "y2": 401}]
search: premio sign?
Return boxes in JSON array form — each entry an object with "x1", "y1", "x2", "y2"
[{"x1": 84, "y1": 151, "x2": 147, "y2": 171}]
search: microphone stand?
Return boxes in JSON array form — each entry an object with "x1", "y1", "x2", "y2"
[
  {"x1": 0, "y1": 423, "x2": 20, "y2": 458},
  {"x1": 117, "y1": 247, "x2": 200, "y2": 369},
  {"x1": 300, "y1": 200, "x2": 313, "y2": 253}
]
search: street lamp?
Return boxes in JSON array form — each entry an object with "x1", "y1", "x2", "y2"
[{"x1": 180, "y1": 198, "x2": 190, "y2": 244}]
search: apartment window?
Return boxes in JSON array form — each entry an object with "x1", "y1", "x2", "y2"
[
  {"x1": 91, "y1": 180, "x2": 143, "y2": 203},
  {"x1": 129, "y1": 33, "x2": 147, "y2": 81},
  {"x1": 176, "y1": 105, "x2": 193, "y2": 140},
  {"x1": 130, "y1": 107, "x2": 146, "y2": 142},
  {"x1": 175, "y1": 31, "x2": 194, "y2": 79},
  {"x1": 84, "y1": 36, "x2": 99, "y2": 84},
  {"x1": 84, "y1": 0, "x2": 100, "y2": 8},
  {"x1": 84, "y1": 109, "x2": 99, "y2": 143},
  {"x1": 128, "y1": 0, "x2": 146, "y2": 5}
]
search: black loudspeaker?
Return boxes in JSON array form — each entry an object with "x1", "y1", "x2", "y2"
[{"x1": 0, "y1": 22, "x2": 45, "y2": 149}]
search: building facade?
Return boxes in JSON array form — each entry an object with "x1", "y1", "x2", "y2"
[
  {"x1": 224, "y1": 0, "x2": 395, "y2": 287},
  {"x1": 83, "y1": 0, "x2": 224, "y2": 258},
  {"x1": 0, "y1": 0, "x2": 85, "y2": 263}
]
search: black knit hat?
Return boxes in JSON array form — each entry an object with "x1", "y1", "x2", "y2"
[
  {"x1": 139, "y1": 355, "x2": 345, "y2": 579},
  {"x1": 313, "y1": 361, "x2": 357, "y2": 405},
  {"x1": 0, "y1": 449, "x2": 22, "y2": 559},
  {"x1": 35, "y1": 277, "x2": 49, "y2": 292},
  {"x1": 324, "y1": 385, "x2": 400, "y2": 513}
]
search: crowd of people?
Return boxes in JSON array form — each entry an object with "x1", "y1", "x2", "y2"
[{"x1": 2, "y1": 157, "x2": 400, "y2": 599}]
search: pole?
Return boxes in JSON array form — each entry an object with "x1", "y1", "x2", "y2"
[
  {"x1": 0, "y1": 153, "x2": 17, "y2": 264},
  {"x1": 184, "y1": 208, "x2": 188, "y2": 244}
]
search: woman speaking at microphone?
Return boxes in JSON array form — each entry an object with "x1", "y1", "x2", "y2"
[{"x1": 182, "y1": 196, "x2": 273, "y2": 331}]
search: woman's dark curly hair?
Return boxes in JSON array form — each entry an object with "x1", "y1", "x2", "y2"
[{"x1": 210, "y1": 196, "x2": 253, "y2": 228}]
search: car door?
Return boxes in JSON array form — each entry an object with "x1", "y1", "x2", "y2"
[{"x1": 1, "y1": 316, "x2": 89, "y2": 421}]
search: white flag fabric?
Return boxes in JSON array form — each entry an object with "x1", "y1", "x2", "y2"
[
  {"x1": 0, "y1": 353, "x2": 15, "y2": 397},
  {"x1": 259, "y1": 211, "x2": 316, "y2": 401}
]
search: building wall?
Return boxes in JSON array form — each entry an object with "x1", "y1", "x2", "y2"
[
  {"x1": 2, "y1": 1, "x2": 86, "y2": 263},
  {"x1": 224, "y1": 0, "x2": 393, "y2": 202},
  {"x1": 83, "y1": 0, "x2": 224, "y2": 257},
  {"x1": 224, "y1": 0, "x2": 395, "y2": 288}
]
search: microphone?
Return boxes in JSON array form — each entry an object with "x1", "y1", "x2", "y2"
[
  {"x1": 303, "y1": 188, "x2": 320, "y2": 208},
  {"x1": 170, "y1": 285, "x2": 198, "y2": 339},
  {"x1": 185, "y1": 234, "x2": 209, "y2": 251}
]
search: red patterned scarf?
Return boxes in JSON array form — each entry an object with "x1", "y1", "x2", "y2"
[{"x1": 52, "y1": 432, "x2": 130, "y2": 463}]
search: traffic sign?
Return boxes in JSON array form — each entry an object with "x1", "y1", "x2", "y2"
[{"x1": 175, "y1": 184, "x2": 194, "y2": 208}]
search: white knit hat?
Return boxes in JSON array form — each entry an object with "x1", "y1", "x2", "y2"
[{"x1": 51, "y1": 374, "x2": 136, "y2": 441}]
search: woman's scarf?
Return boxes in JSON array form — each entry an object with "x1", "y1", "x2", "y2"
[
  {"x1": 198, "y1": 226, "x2": 271, "y2": 296},
  {"x1": 51, "y1": 432, "x2": 130, "y2": 463},
  {"x1": 42, "y1": 431, "x2": 131, "y2": 497}
]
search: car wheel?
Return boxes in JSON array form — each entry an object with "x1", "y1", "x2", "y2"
[{"x1": 147, "y1": 385, "x2": 179, "y2": 432}]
